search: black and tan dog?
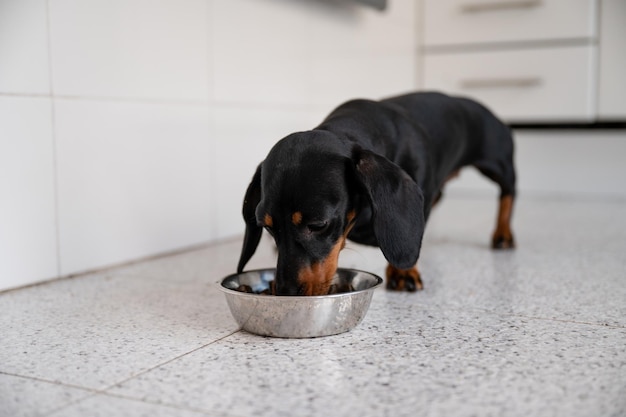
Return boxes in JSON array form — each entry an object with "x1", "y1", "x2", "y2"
[{"x1": 237, "y1": 92, "x2": 515, "y2": 296}]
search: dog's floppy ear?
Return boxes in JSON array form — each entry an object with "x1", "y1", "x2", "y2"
[
  {"x1": 237, "y1": 164, "x2": 263, "y2": 273},
  {"x1": 352, "y1": 147, "x2": 424, "y2": 269}
]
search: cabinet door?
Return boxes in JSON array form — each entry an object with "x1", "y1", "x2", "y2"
[
  {"x1": 423, "y1": 45, "x2": 596, "y2": 122},
  {"x1": 423, "y1": 0, "x2": 597, "y2": 47},
  {"x1": 598, "y1": 0, "x2": 626, "y2": 119}
]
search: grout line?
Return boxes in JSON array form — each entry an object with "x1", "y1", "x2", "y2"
[
  {"x1": 0, "y1": 91, "x2": 329, "y2": 113},
  {"x1": 98, "y1": 329, "x2": 242, "y2": 393},
  {"x1": 0, "y1": 92, "x2": 208, "y2": 106},
  {"x1": 0, "y1": 370, "x2": 96, "y2": 393},
  {"x1": 1, "y1": 329, "x2": 243, "y2": 417},
  {"x1": 85, "y1": 391, "x2": 243, "y2": 417},
  {"x1": 494, "y1": 311, "x2": 626, "y2": 329},
  {"x1": 207, "y1": 0, "x2": 215, "y2": 105},
  {"x1": 0, "y1": 91, "x2": 331, "y2": 114},
  {"x1": 387, "y1": 300, "x2": 626, "y2": 329},
  {"x1": 415, "y1": 0, "x2": 424, "y2": 89},
  {"x1": 451, "y1": 304, "x2": 626, "y2": 329},
  {"x1": 44, "y1": 0, "x2": 62, "y2": 280},
  {"x1": 0, "y1": 92, "x2": 50, "y2": 98},
  {"x1": 207, "y1": 0, "x2": 218, "y2": 240},
  {"x1": 44, "y1": 94, "x2": 209, "y2": 106}
]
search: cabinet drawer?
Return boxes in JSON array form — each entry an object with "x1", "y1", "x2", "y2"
[
  {"x1": 423, "y1": 0, "x2": 597, "y2": 47},
  {"x1": 422, "y1": 45, "x2": 596, "y2": 122}
]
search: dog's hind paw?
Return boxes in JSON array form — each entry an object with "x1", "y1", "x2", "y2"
[
  {"x1": 385, "y1": 265, "x2": 423, "y2": 292},
  {"x1": 491, "y1": 233, "x2": 515, "y2": 249}
]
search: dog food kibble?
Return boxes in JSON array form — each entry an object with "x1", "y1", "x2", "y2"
[
  {"x1": 236, "y1": 284, "x2": 253, "y2": 293},
  {"x1": 328, "y1": 283, "x2": 355, "y2": 294}
]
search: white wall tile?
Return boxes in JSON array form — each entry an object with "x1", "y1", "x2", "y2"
[
  {"x1": 0, "y1": 0, "x2": 50, "y2": 94},
  {"x1": 55, "y1": 99, "x2": 213, "y2": 275},
  {"x1": 49, "y1": 0, "x2": 209, "y2": 101},
  {"x1": 213, "y1": 105, "x2": 326, "y2": 239},
  {"x1": 0, "y1": 97, "x2": 57, "y2": 291},
  {"x1": 212, "y1": 0, "x2": 417, "y2": 107}
]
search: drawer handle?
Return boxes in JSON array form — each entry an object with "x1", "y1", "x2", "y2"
[
  {"x1": 460, "y1": 77, "x2": 542, "y2": 89},
  {"x1": 460, "y1": 0, "x2": 543, "y2": 13}
]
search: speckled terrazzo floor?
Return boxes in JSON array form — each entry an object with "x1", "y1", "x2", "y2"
[{"x1": 1, "y1": 196, "x2": 625, "y2": 417}]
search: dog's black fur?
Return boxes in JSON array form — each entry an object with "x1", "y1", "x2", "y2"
[{"x1": 238, "y1": 92, "x2": 516, "y2": 296}]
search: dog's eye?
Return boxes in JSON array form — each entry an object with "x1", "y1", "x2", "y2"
[{"x1": 307, "y1": 222, "x2": 328, "y2": 233}]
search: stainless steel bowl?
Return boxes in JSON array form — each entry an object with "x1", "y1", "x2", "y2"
[{"x1": 219, "y1": 268, "x2": 382, "y2": 338}]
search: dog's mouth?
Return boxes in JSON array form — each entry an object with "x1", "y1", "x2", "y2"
[
  {"x1": 236, "y1": 279, "x2": 354, "y2": 296},
  {"x1": 275, "y1": 274, "x2": 334, "y2": 296},
  {"x1": 297, "y1": 276, "x2": 334, "y2": 296},
  {"x1": 275, "y1": 218, "x2": 355, "y2": 296},
  {"x1": 295, "y1": 238, "x2": 345, "y2": 296}
]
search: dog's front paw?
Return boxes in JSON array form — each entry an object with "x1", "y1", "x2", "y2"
[{"x1": 385, "y1": 265, "x2": 423, "y2": 292}]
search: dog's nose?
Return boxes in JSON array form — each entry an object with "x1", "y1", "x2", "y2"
[
  {"x1": 273, "y1": 269, "x2": 301, "y2": 296},
  {"x1": 275, "y1": 277, "x2": 305, "y2": 296},
  {"x1": 275, "y1": 255, "x2": 305, "y2": 295},
  {"x1": 275, "y1": 282, "x2": 300, "y2": 296}
]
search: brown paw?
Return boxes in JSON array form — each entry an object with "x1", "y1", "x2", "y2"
[
  {"x1": 492, "y1": 233, "x2": 515, "y2": 249},
  {"x1": 386, "y1": 265, "x2": 424, "y2": 292}
]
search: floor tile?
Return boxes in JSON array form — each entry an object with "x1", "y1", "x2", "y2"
[
  {"x1": 108, "y1": 310, "x2": 626, "y2": 417},
  {"x1": 0, "y1": 273, "x2": 237, "y2": 390},
  {"x1": 330, "y1": 196, "x2": 626, "y2": 327},
  {"x1": 413, "y1": 197, "x2": 626, "y2": 326},
  {"x1": 0, "y1": 373, "x2": 92, "y2": 417}
]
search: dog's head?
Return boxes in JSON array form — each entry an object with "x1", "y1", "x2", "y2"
[{"x1": 237, "y1": 130, "x2": 424, "y2": 295}]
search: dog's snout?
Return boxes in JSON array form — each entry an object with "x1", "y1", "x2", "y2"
[
  {"x1": 274, "y1": 280, "x2": 301, "y2": 296},
  {"x1": 274, "y1": 259, "x2": 303, "y2": 296}
]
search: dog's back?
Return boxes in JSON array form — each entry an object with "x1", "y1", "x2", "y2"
[{"x1": 318, "y1": 91, "x2": 515, "y2": 205}]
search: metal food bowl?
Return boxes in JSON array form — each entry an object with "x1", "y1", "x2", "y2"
[{"x1": 219, "y1": 268, "x2": 382, "y2": 338}]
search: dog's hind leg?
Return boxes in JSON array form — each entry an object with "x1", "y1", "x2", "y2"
[
  {"x1": 474, "y1": 158, "x2": 516, "y2": 250},
  {"x1": 491, "y1": 194, "x2": 515, "y2": 249}
]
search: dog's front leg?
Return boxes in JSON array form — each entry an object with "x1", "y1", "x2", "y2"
[{"x1": 385, "y1": 264, "x2": 423, "y2": 292}]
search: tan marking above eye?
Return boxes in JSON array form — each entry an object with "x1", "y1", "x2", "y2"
[{"x1": 292, "y1": 211, "x2": 303, "y2": 226}]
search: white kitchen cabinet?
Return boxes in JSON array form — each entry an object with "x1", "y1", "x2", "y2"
[
  {"x1": 598, "y1": 0, "x2": 626, "y2": 120},
  {"x1": 420, "y1": 0, "x2": 625, "y2": 123},
  {"x1": 423, "y1": 45, "x2": 596, "y2": 122},
  {"x1": 423, "y1": 0, "x2": 596, "y2": 47}
]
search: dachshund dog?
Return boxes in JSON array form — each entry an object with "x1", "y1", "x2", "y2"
[{"x1": 237, "y1": 92, "x2": 516, "y2": 296}]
